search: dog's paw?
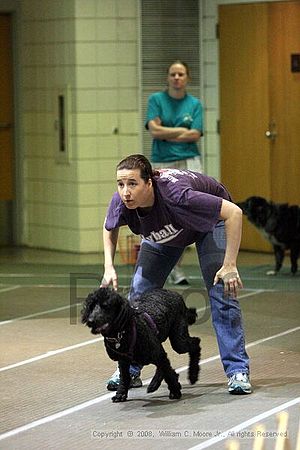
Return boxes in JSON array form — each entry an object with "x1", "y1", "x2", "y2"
[
  {"x1": 188, "y1": 370, "x2": 199, "y2": 385},
  {"x1": 169, "y1": 377, "x2": 182, "y2": 400},
  {"x1": 169, "y1": 390, "x2": 182, "y2": 400},
  {"x1": 112, "y1": 393, "x2": 128, "y2": 403}
]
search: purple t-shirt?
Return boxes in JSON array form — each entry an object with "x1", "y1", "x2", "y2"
[{"x1": 104, "y1": 169, "x2": 231, "y2": 247}]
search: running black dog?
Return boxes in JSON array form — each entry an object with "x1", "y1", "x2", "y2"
[
  {"x1": 237, "y1": 196, "x2": 300, "y2": 275},
  {"x1": 81, "y1": 287, "x2": 201, "y2": 403}
]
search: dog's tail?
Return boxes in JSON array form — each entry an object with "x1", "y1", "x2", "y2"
[{"x1": 187, "y1": 307, "x2": 197, "y2": 325}]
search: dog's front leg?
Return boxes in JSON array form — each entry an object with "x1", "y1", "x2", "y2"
[{"x1": 112, "y1": 361, "x2": 131, "y2": 403}]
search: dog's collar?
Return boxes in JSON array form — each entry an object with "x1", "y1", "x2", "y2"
[
  {"x1": 105, "y1": 318, "x2": 137, "y2": 359},
  {"x1": 105, "y1": 331, "x2": 126, "y2": 349}
]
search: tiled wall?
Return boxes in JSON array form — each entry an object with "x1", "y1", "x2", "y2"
[{"x1": 21, "y1": 0, "x2": 139, "y2": 252}]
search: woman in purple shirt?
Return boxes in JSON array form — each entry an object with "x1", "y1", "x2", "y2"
[{"x1": 102, "y1": 154, "x2": 252, "y2": 395}]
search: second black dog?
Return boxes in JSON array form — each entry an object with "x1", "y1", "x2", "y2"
[
  {"x1": 237, "y1": 196, "x2": 300, "y2": 275},
  {"x1": 81, "y1": 287, "x2": 201, "y2": 402}
]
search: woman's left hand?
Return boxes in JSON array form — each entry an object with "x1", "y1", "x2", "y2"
[{"x1": 213, "y1": 266, "x2": 243, "y2": 298}]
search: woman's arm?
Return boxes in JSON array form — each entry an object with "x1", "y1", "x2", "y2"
[
  {"x1": 214, "y1": 199, "x2": 243, "y2": 297},
  {"x1": 148, "y1": 118, "x2": 187, "y2": 140},
  {"x1": 101, "y1": 224, "x2": 119, "y2": 290},
  {"x1": 148, "y1": 118, "x2": 201, "y2": 142},
  {"x1": 167, "y1": 128, "x2": 201, "y2": 142}
]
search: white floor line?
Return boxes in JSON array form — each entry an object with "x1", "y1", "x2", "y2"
[
  {"x1": 0, "y1": 273, "x2": 131, "y2": 278},
  {"x1": 188, "y1": 397, "x2": 300, "y2": 450},
  {"x1": 0, "y1": 285, "x2": 128, "y2": 326},
  {"x1": 0, "y1": 337, "x2": 102, "y2": 372},
  {"x1": 0, "y1": 283, "x2": 129, "y2": 292},
  {"x1": 0, "y1": 302, "x2": 83, "y2": 326},
  {"x1": 0, "y1": 391, "x2": 115, "y2": 442},
  {"x1": 0, "y1": 285, "x2": 21, "y2": 293},
  {"x1": 0, "y1": 273, "x2": 72, "y2": 278},
  {"x1": 245, "y1": 325, "x2": 300, "y2": 350},
  {"x1": 0, "y1": 325, "x2": 300, "y2": 442},
  {"x1": 0, "y1": 284, "x2": 94, "y2": 290},
  {"x1": 238, "y1": 289, "x2": 266, "y2": 298}
]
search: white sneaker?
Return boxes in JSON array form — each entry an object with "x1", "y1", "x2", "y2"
[
  {"x1": 107, "y1": 369, "x2": 120, "y2": 391},
  {"x1": 169, "y1": 266, "x2": 189, "y2": 285},
  {"x1": 228, "y1": 372, "x2": 252, "y2": 394},
  {"x1": 106, "y1": 368, "x2": 142, "y2": 391}
]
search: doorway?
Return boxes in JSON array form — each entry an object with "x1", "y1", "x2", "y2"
[
  {"x1": 219, "y1": 1, "x2": 300, "y2": 251},
  {"x1": 0, "y1": 14, "x2": 14, "y2": 246}
]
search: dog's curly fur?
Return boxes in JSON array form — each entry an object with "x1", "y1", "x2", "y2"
[
  {"x1": 81, "y1": 287, "x2": 201, "y2": 403},
  {"x1": 237, "y1": 196, "x2": 300, "y2": 275}
]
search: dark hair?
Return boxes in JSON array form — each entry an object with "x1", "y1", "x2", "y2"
[
  {"x1": 167, "y1": 60, "x2": 191, "y2": 78},
  {"x1": 116, "y1": 154, "x2": 159, "y2": 182}
]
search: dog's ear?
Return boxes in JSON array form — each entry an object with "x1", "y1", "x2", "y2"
[{"x1": 81, "y1": 291, "x2": 98, "y2": 324}]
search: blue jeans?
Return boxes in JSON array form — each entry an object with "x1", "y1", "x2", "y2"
[{"x1": 128, "y1": 221, "x2": 249, "y2": 377}]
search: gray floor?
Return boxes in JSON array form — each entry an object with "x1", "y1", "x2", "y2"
[{"x1": 0, "y1": 247, "x2": 299, "y2": 450}]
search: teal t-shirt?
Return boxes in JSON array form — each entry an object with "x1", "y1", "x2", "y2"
[{"x1": 145, "y1": 91, "x2": 203, "y2": 163}]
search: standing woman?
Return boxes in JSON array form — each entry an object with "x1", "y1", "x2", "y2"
[
  {"x1": 145, "y1": 60, "x2": 203, "y2": 284},
  {"x1": 103, "y1": 154, "x2": 252, "y2": 395}
]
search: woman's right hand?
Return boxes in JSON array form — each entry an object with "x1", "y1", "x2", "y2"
[{"x1": 100, "y1": 265, "x2": 118, "y2": 291}]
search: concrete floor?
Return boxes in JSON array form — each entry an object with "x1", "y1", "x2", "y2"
[{"x1": 0, "y1": 247, "x2": 299, "y2": 450}]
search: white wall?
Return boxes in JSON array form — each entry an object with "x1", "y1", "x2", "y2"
[
  {"x1": 74, "y1": 0, "x2": 140, "y2": 252},
  {"x1": 19, "y1": 0, "x2": 139, "y2": 252}
]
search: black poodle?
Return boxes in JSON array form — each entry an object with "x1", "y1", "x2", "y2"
[{"x1": 81, "y1": 287, "x2": 201, "y2": 403}]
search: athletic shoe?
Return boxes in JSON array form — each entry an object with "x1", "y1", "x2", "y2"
[
  {"x1": 169, "y1": 266, "x2": 189, "y2": 285},
  {"x1": 228, "y1": 372, "x2": 252, "y2": 395},
  {"x1": 106, "y1": 369, "x2": 143, "y2": 391}
]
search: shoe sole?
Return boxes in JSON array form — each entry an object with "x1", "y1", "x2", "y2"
[
  {"x1": 107, "y1": 384, "x2": 118, "y2": 391},
  {"x1": 228, "y1": 386, "x2": 252, "y2": 395},
  {"x1": 107, "y1": 381, "x2": 143, "y2": 391}
]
